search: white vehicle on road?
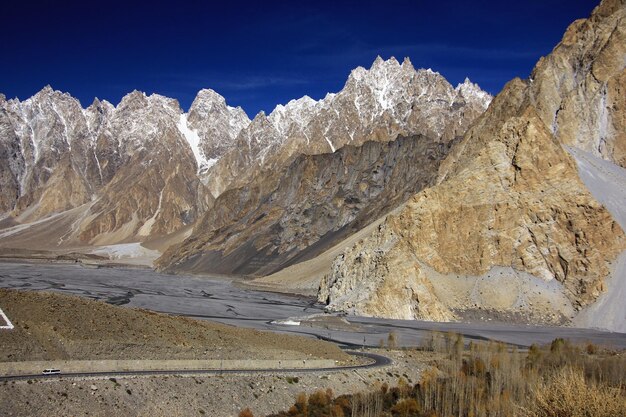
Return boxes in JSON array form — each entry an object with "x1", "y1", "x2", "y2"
[{"x1": 42, "y1": 369, "x2": 61, "y2": 375}]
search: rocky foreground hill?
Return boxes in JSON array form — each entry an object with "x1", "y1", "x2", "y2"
[
  {"x1": 0, "y1": 288, "x2": 346, "y2": 362},
  {"x1": 318, "y1": 0, "x2": 626, "y2": 330}
]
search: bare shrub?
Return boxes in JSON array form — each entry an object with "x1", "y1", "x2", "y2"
[
  {"x1": 387, "y1": 331, "x2": 398, "y2": 349},
  {"x1": 238, "y1": 408, "x2": 254, "y2": 417},
  {"x1": 350, "y1": 390, "x2": 383, "y2": 417},
  {"x1": 525, "y1": 367, "x2": 626, "y2": 417}
]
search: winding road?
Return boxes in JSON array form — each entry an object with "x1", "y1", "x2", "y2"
[{"x1": 0, "y1": 351, "x2": 392, "y2": 382}]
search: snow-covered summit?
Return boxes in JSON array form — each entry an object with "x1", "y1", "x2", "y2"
[
  {"x1": 186, "y1": 89, "x2": 251, "y2": 163},
  {"x1": 189, "y1": 89, "x2": 247, "y2": 118},
  {"x1": 261, "y1": 56, "x2": 492, "y2": 153},
  {"x1": 117, "y1": 90, "x2": 181, "y2": 115},
  {"x1": 6, "y1": 85, "x2": 91, "y2": 166},
  {"x1": 203, "y1": 56, "x2": 493, "y2": 197},
  {"x1": 269, "y1": 95, "x2": 320, "y2": 136},
  {"x1": 455, "y1": 78, "x2": 492, "y2": 110},
  {"x1": 108, "y1": 91, "x2": 182, "y2": 152},
  {"x1": 85, "y1": 97, "x2": 115, "y2": 139}
]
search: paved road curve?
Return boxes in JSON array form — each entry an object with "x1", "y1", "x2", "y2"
[
  {"x1": 0, "y1": 351, "x2": 391, "y2": 382},
  {"x1": 0, "y1": 262, "x2": 624, "y2": 350}
]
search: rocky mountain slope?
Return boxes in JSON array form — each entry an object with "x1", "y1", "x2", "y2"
[
  {"x1": 528, "y1": 0, "x2": 626, "y2": 167},
  {"x1": 0, "y1": 88, "x2": 250, "y2": 247},
  {"x1": 318, "y1": 0, "x2": 626, "y2": 328},
  {"x1": 204, "y1": 57, "x2": 491, "y2": 197},
  {"x1": 157, "y1": 60, "x2": 491, "y2": 275},
  {"x1": 0, "y1": 57, "x2": 491, "y2": 267},
  {"x1": 157, "y1": 134, "x2": 454, "y2": 276}
]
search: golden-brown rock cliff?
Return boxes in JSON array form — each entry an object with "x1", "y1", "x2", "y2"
[{"x1": 319, "y1": 0, "x2": 626, "y2": 325}]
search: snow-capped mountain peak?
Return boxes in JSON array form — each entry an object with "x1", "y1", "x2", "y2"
[
  {"x1": 242, "y1": 56, "x2": 493, "y2": 163},
  {"x1": 185, "y1": 88, "x2": 251, "y2": 162},
  {"x1": 202, "y1": 56, "x2": 494, "y2": 197},
  {"x1": 455, "y1": 78, "x2": 492, "y2": 109},
  {"x1": 268, "y1": 95, "x2": 320, "y2": 135},
  {"x1": 0, "y1": 56, "x2": 493, "y2": 218},
  {"x1": 190, "y1": 89, "x2": 229, "y2": 114},
  {"x1": 85, "y1": 97, "x2": 114, "y2": 138}
]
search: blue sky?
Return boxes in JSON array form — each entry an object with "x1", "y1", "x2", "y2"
[{"x1": 2, "y1": 0, "x2": 599, "y2": 117}]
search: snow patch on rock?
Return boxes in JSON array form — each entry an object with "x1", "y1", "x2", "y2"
[
  {"x1": 455, "y1": 78, "x2": 492, "y2": 110},
  {"x1": 177, "y1": 113, "x2": 209, "y2": 173},
  {"x1": 90, "y1": 243, "x2": 160, "y2": 261}
]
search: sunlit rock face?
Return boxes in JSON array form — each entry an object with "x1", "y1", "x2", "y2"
[
  {"x1": 318, "y1": 0, "x2": 626, "y2": 324},
  {"x1": 526, "y1": 0, "x2": 626, "y2": 167}
]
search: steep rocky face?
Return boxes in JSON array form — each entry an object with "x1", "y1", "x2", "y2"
[
  {"x1": 319, "y1": 0, "x2": 626, "y2": 324},
  {"x1": 77, "y1": 92, "x2": 209, "y2": 244},
  {"x1": 2, "y1": 87, "x2": 99, "y2": 219},
  {"x1": 204, "y1": 57, "x2": 491, "y2": 197},
  {"x1": 0, "y1": 88, "x2": 239, "y2": 245},
  {"x1": 320, "y1": 106, "x2": 624, "y2": 322},
  {"x1": 0, "y1": 94, "x2": 24, "y2": 213},
  {"x1": 525, "y1": 0, "x2": 626, "y2": 167},
  {"x1": 185, "y1": 89, "x2": 250, "y2": 172},
  {"x1": 84, "y1": 98, "x2": 121, "y2": 187},
  {"x1": 157, "y1": 134, "x2": 455, "y2": 275}
]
